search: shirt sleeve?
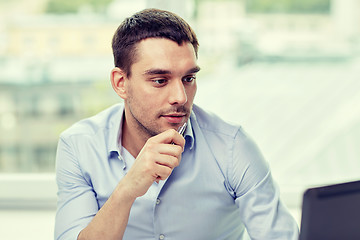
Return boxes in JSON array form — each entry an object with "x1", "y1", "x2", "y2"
[
  {"x1": 54, "y1": 135, "x2": 99, "y2": 240},
  {"x1": 229, "y1": 128, "x2": 299, "y2": 240}
]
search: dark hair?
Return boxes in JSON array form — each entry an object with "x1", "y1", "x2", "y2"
[{"x1": 112, "y1": 8, "x2": 199, "y2": 77}]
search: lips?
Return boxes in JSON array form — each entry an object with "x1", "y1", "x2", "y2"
[{"x1": 161, "y1": 113, "x2": 187, "y2": 124}]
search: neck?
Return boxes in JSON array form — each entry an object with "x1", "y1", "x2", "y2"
[{"x1": 121, "y1": 109, "x2": 150, "y2": 158}]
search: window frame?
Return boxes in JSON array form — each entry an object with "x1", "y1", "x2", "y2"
[{"x1": 0, "y1": 173, "x2": 56, "y2": 210}]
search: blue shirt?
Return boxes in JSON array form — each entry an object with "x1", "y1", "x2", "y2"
[{"x1": 55, "y1": 103, "x2": 299, "y2": 240}]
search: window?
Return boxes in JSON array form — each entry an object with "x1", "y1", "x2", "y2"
[{"x1": 1, "y1": 1, "x2": 360, "y2": 239}]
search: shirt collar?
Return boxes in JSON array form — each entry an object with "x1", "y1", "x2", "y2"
[
  {"x1": 108, "y1": 103, "x2": 125, "y2": 157},
  {"x1": 185, "y1": 113, "x2": 195, "y2": 150}
]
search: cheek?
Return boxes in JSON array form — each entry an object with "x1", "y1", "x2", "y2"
[
  {"x1": 128, "y1": 86, "x2": 160, "y2": 113},
  {"x1": 187, "y1": 84, "x2": 197, "y2": 103},
  {"x1": 127, "y1": 81, "x2": 151, "y2": 102},
  {"x1": 126, "y1": 84, "x2": 146, "y2": 112}
]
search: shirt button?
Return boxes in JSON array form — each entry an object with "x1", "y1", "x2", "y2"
[
  {"x1": 156, "y1": 198, "x2": 161, "y2": 205},
  {"x1": 159, "y1": 234, "x2": 165, "y2": 240}
]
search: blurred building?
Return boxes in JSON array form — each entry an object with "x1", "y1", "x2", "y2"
[
  {"x1": 0, "y1": 14, "x2": 120, "y2": 172},
  {"x1": 238, "y1": 0, "x2": 360, "y2": 63},
  {"x1": 189, "y1": 0, "x2": 360, "y2": 65}
]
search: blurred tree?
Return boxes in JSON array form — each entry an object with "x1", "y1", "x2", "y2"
[
  {"x1": 46, "y1": 0, "x2": 113, "y2": 14},
  {"x1": 246, "y1": 0, "x2": 330, "y2": 14}
]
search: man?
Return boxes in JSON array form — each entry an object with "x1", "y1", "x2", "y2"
[{"x1": 55, "y1": 8, "x2": 299, "y2": 240}]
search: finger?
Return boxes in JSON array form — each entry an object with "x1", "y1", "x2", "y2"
[
  {"x1": 154, "y1": 164, "x2": 174, "y2": 181},
  {"x1": 152, "y1": 143, "x2": 183, "y2": 158},
  {"x1": 154, "y1": 154, "x2": 181, "y2": 168},
  {"x1": 149, "y1": 129, "x2": 185, "y2": 148}
]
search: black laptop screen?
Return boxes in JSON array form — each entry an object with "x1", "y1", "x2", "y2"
[{"x1": 299, "y1": 180, "x2": 360, "y2": 240}]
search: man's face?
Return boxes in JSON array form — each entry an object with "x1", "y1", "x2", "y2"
[{"x1": 123, "y1": 38, "x2": 199, "y2": 137}]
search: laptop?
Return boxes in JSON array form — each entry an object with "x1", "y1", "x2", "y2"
[{"x1": 299, "y1": 180, "x2": 360, "y2": 240}]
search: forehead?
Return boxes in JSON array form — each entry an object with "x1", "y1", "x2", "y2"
[{"x1": 131, "y1": 38, "x2": 198, "y2": 75}]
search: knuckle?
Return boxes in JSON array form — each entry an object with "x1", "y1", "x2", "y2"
[
  {"x1": 176, "y1": 145, "x2": 183, "y2": 154},
  {"x1": 169, "y1": 128, "x2": 178, "y2": 137},
  {"x1": 170, "y1": 155, "x2": 180, "y2": 167},
  {"x1": 174, "y1": 158, "x2": 180, "y2": 167},
  {"x1": 164, "y1": 167, "x2": 172, "y2": 176}
]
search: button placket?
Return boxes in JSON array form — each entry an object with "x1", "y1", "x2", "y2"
[{"x1": 154, "y1": 181, "x2": 168, "y2": 240}]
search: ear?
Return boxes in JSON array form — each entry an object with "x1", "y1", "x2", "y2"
[{"x1": 110, "y1": 67, "x2": 128, "y2": 99}]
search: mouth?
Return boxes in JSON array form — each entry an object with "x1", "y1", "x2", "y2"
[{"x1": 161, "y1": 113, "x2": 187, "y2": 124}]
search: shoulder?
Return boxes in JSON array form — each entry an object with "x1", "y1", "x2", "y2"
[
  {"x1": 60, "y1": 103, "x2": 123, "y2": 140},
  {"x1": 191, "y1": 104, "x2": 260, "y2": 156},
  {"x1": 192, "y1": 104, "x2": 241, "y2": 139},
  {"x1": 191, "y1": 105, "x2": 269, "y2": 194},
  {"x1": 193, "y1": 105, "x2": 251, "y2": 144}
]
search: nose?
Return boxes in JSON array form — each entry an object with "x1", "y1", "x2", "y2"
[{"x1": 168, "y1": 80, "x2": 187, "y2": 105}]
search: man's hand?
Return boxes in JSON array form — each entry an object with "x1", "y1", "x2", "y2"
[
  {"x1": 78, "y1": 129, "x2": 185, "y2": 240},
  {"x1": 119, "y1": 129, "x2": 186, "y2": 199}
]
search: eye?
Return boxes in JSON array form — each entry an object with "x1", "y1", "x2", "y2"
[
  {"x1": 152, "y1": 78, "x2": 168, "y2": 86},
  {"x1": 154, "y1": 79, "x2": 166, "y2": 84},
  {"x1": 182, "y1": 75, "x2": 196, "y2": 83}
]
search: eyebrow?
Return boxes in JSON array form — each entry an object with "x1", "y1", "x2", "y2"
[
  {"x1": 187, "y1": 66, "x2": 201, "y2": 74},
  {"x1": 143, "y1": 66, "x2": 201, "y2": 76},
  {"x1": 143, "y1": 69, "x2": 171, "y2": 76}
]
